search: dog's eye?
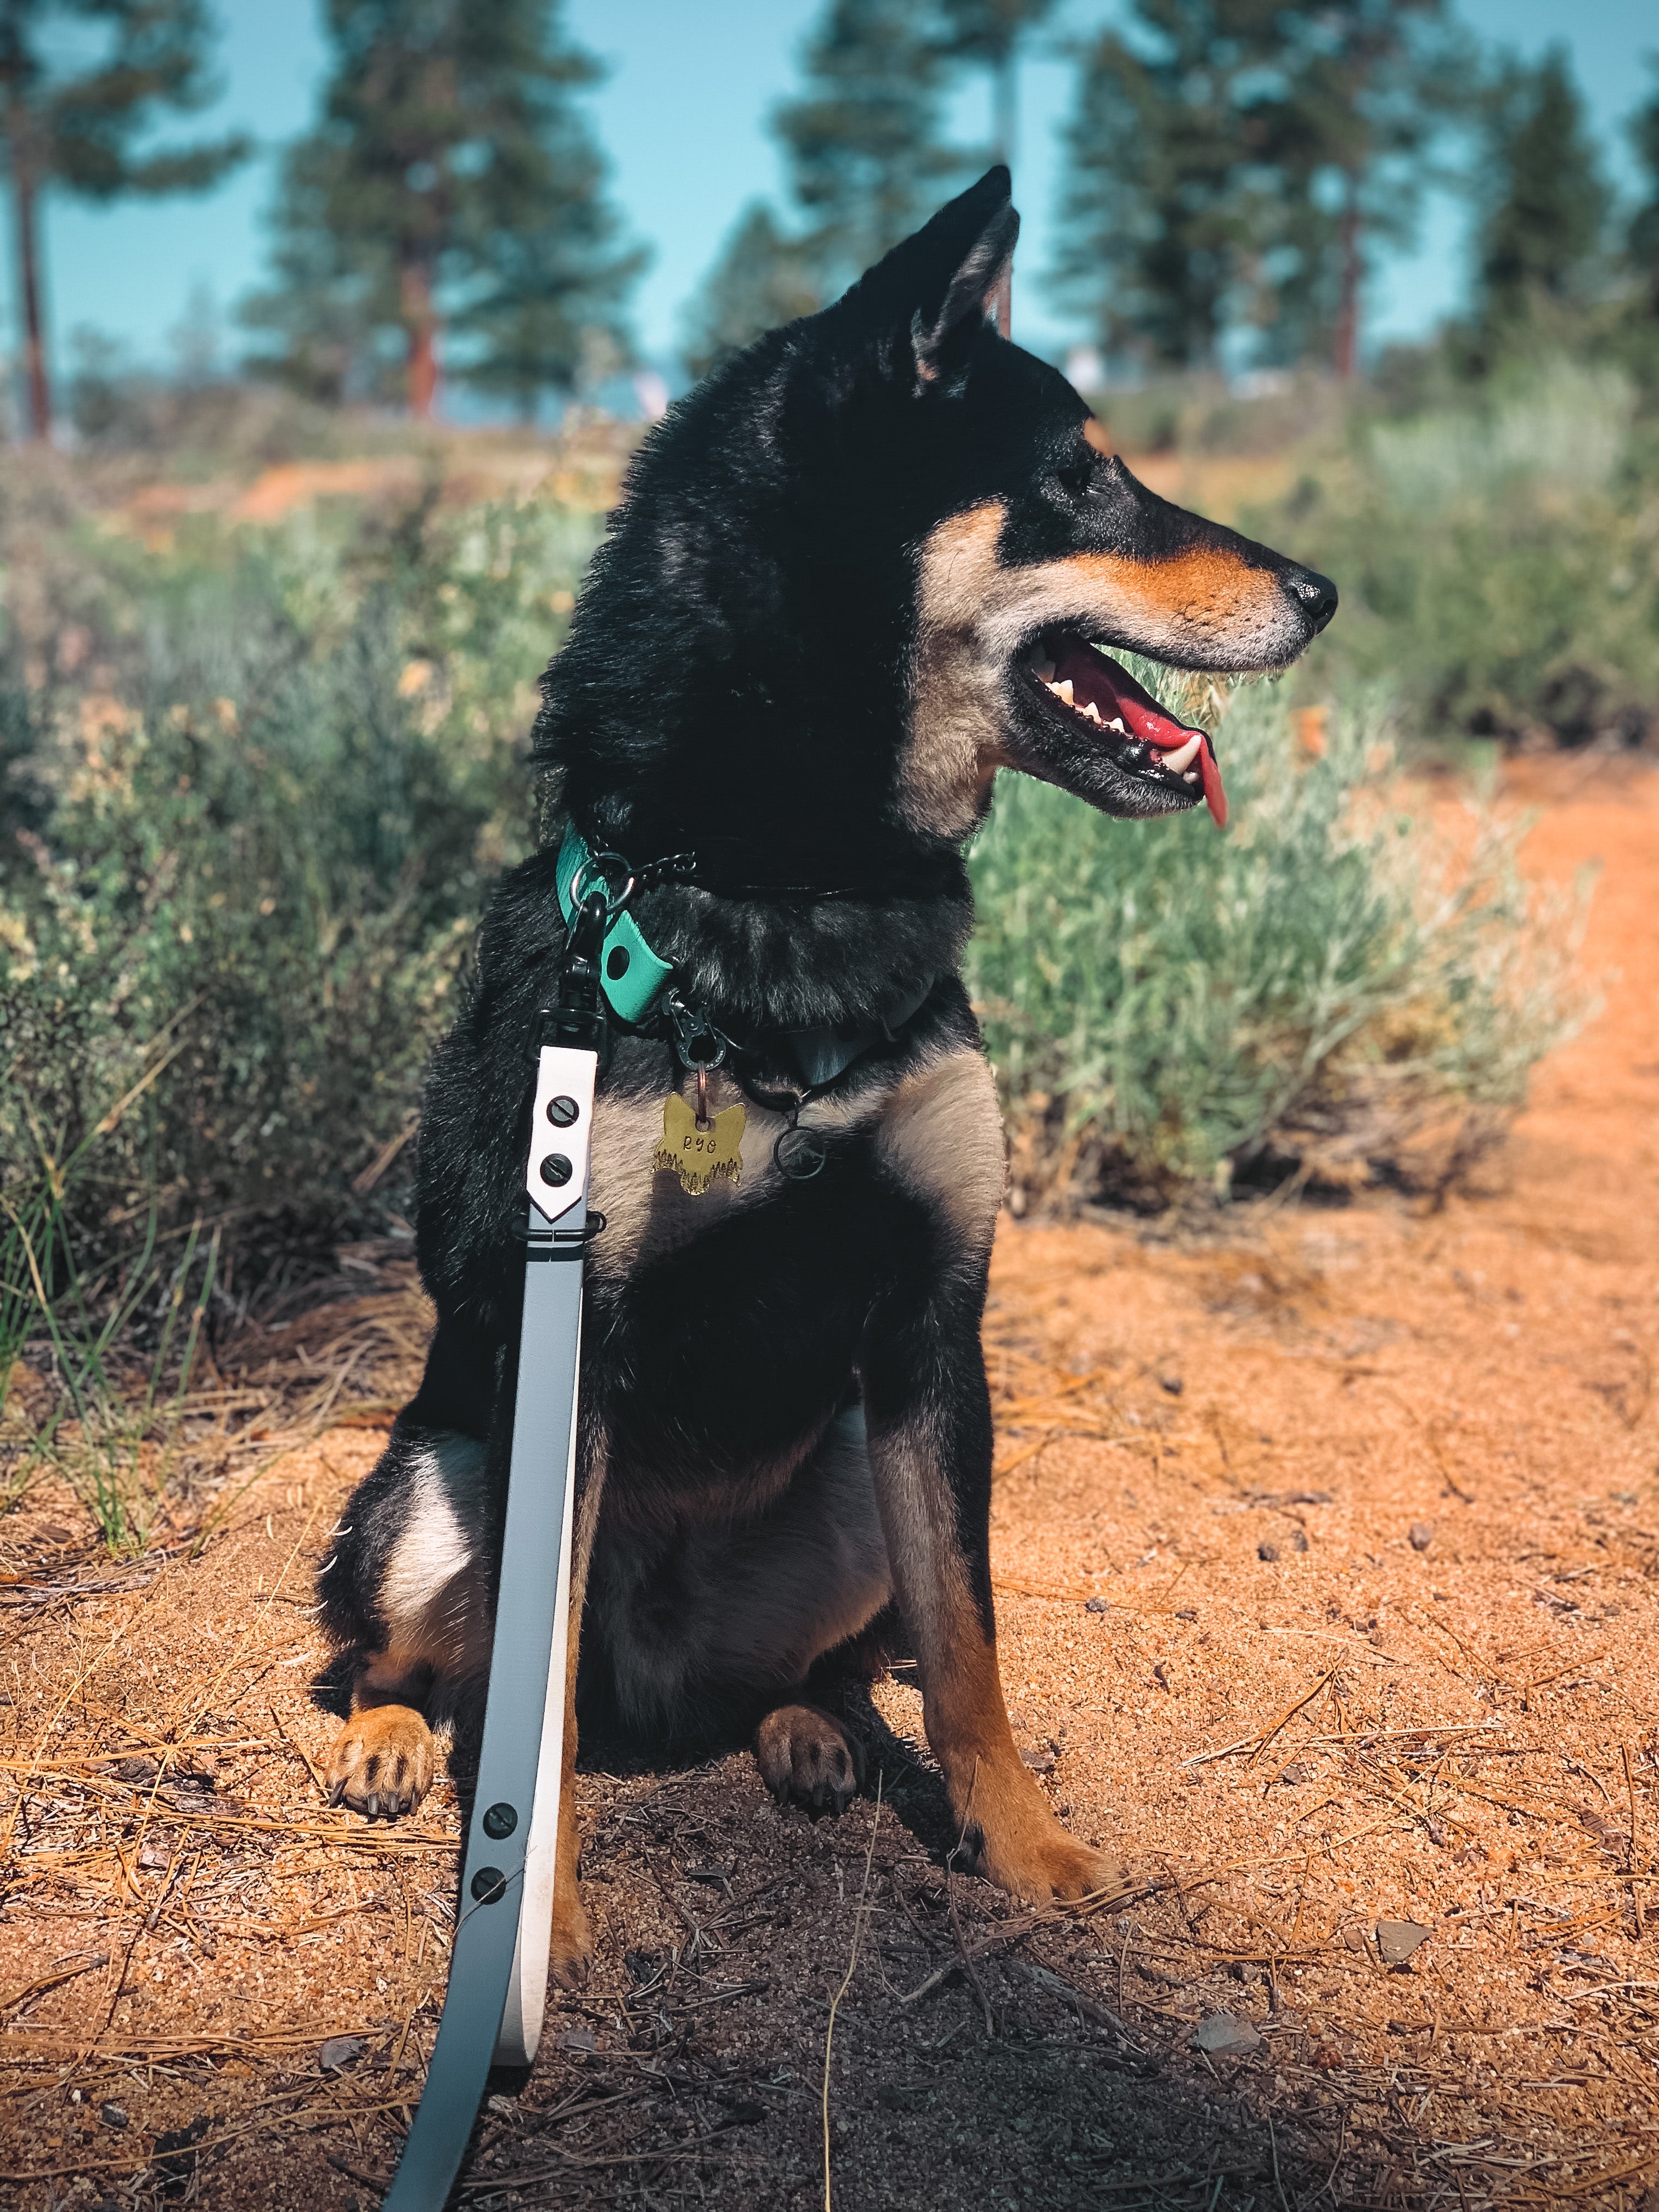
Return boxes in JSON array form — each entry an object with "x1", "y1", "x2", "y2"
[{"x1": 1054, "y1": 459, "x2": 1094, "y2": 498}]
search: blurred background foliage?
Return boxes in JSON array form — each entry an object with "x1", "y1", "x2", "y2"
[{"x1": 1, "y1": 0, "x2": 1654, "y2": 1506}]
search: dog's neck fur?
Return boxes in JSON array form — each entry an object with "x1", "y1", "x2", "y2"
[{"x1": 531, "y1": 340, "x2": 984, "y2": 1037}]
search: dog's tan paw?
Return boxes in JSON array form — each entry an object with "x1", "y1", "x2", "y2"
[
  {"x1": 326, "y1": 1705, "x2": 435, "y2": 1819},
  {"x1": 957, "y1": 1763, "x2": 1129, "y2": 1905},
  {"x1": 755, "y1": 1702, "x2": 866, "y2": 1815},
  {"x1": 980, "y1": 1827, "x2": 1128, "y2": 1906},
  {"x1": 550, "y1": 1889, "x2": 595, "y2": 1989}
]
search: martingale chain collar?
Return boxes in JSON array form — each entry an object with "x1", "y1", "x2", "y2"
[{"x1": 552, "y1": 823, "x2": 936, "y2": 1097}]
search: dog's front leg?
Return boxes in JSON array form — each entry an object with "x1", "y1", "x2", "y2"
[
  {"x1": 862, "y1": 1272, "x2": 1124, "y2": 1905},
  {"x1": 548, "y1": 1432, "x2": 606, "y2": 1987}
]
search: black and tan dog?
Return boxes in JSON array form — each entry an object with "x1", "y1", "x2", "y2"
[{"x1": 317, "y1": 168, "x2": 1335, "y2": 1983}]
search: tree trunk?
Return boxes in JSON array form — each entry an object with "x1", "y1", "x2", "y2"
[
  {"x1": 12, "y1": 134, "x2": 52, "y2": 441},
  {"x1": 991, "y1": 52, "x2": 1018, "y2": 174},
  {"x1": 400, "y1": 256, "x2": 438, "y2": 421},
  {"x1": 1333, "y1": 184, "x2": 1362, "y2": 382}
]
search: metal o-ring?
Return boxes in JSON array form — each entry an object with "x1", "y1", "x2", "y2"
[
  {"x1": 774, "y1": 1127, "x2": 828, "y2": 1181},
  {"x1": 570, "y1": 851, "x2": 635, "y2": 922}
]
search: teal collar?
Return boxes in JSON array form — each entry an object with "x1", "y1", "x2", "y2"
[
  {"x1": 555, "y1": 821, "x2": 938, "y2": 1092},
  {"x1": 555, "y1": 826, "x2": 675, "y2": 1025}
]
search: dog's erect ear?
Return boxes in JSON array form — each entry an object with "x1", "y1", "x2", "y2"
[{"x1": 833, "y1": 166, "x2": 1019, "y2": 387}]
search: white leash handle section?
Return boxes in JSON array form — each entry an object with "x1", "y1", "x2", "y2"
[
  {"x1": 496, "y1": 1406, "x2": 575, "y2": 2067},
  {"x1": 382, "y1": 1042, "x2": 595, "y2": 2210}
]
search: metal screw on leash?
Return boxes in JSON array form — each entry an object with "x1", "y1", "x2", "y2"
[
  {"x1": 482, "y1": 1803, "x2": 518, "y2": 1839},
  {"x1": 546, "y1": 1096, "x2": 579, "y2": 1127},
  {"x1": 540, "y1": 1154, "x2": 574, "y2": 1186},
  {"x1": 470, "y1": 1867, "x2": 507, "y2": 1905}
]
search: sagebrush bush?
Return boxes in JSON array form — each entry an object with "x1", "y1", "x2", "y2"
[
  {"x1": 2, "y1": 494, "x2": 598, "y2": 1274},
  {"x1": 1257, "y1": 360, "x2": 1659, "y2": 747},
  {"x1": 967, "y1": 675, "x2": 1590, "y2": 1211},
  {"x1": 2, "y1": 478, "x2": 1589, "y2": 1291}
]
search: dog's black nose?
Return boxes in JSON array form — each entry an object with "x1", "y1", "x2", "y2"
[{"x1": 1281, "y1": 565, "x2": 1338, "y2": 634}]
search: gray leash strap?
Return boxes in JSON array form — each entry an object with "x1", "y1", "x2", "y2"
[{"x1": 382, "y1": 1041, "x2": 595, "y2": 2211}]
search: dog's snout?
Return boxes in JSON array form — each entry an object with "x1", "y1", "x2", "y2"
[{"x1": 1281, "y1": 565, "x2": 1338, "y2": 635}]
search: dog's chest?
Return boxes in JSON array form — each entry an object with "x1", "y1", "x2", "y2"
[{"x1": 583, "y1": 1065, "x2": 884, "y2": 1289}]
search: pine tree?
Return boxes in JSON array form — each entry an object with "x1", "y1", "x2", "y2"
[
  {"x1": 933, "y1": 0, "x2": 1057, "y2": 172},
  {"x1": 1629, "y1": 63, "x2": 1659, "y2": 317},
  {"x1": 0, "y1": 0, "x2": 249, "y2": 440},
  {"x1": 1051, "y1": 0, "x2": 1468, "y2": 377},
  {"x1": 1051, "y1": 2, "x2": 1275, "y2": 373},
  {"x1": 774, "y1": 0, "x2": 958, "y2": 296},
  {"x1": 1262, "y1": 2, "x2": 1471, "y2": 378},
  {"x1": 241, "y1": 0, "x2": 638, "y2": 420},
  {"x1": 682, "y1": 0, "x2": 955, "y2": 376},
  {"x1": 680, "y1": 204, "x2": 821, "y2": 381},
  {"x1": 1476, "y1": 46, "x2": 1610, "y2": 332},
  {"x1": 449, "y1": 125, "x2": 646, "y2": 420}
]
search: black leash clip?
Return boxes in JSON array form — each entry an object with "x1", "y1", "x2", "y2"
[
  {"x1": 664, "y1": 988, "x2": 736, "y2": 1074},
  {"x1": 532, "y1": 882, "x2": 613, "y2": 1068}
]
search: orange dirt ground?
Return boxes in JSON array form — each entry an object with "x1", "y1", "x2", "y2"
[{"x1": 2, "y1": 754, "x2": 1657, "y2": 2211}]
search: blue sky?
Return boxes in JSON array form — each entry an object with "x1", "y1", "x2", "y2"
[{"x1": 3, "y1": 0, "x2": 1653, "y2": 390}]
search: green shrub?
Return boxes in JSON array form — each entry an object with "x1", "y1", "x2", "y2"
[
  {"x1": 0, "y1": 476, "x2": 1590, "y2": 1396},
  {"x1": 1255, "y1": 360, "x2": 1659, "y2": 748},
  {"x1": 966, "y1": 674, "x2": 1590, "y2": 1211},
  {"x1": 2, "y1": 494, "x2": 598, "y2": 1276}
]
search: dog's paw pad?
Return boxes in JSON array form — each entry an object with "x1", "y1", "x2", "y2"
[
  {"x1": 325, "y1": 1706, "x2": 435, "y2": 1820},
  {"x1": 755, "y1": 1703, "x2": 866, "y2": 1815}
]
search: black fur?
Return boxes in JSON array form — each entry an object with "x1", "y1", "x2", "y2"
[{"x1": 319, "y1": 169, "x2": 1335, "y2": 1842}]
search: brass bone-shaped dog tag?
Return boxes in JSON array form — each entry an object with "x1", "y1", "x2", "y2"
[{"x1": 653, "y1": 1092, "x2": 746, "y2": 1197}]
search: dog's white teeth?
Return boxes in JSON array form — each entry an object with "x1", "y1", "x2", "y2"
[
  {"x1": 1031, "y1": 657, "x2": 1056, "y2": 683},
  {"x1": 1056, "y1": 679, "x2": 1074, "y2": 704},
  {"x1": 1106, "y1": 715, "x2": 1126, "y2": 735},
  {"x1": 1183, "y1": 769, "x2": 1199, "y2": 783},
  {"x1": 1081, "y1": 699, "x2": 1102, "y2": 724},
  {"x1": 1160, "y1": 735, "x2": 1203, "y2": 774}
]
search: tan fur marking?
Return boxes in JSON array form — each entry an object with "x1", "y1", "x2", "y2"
[
  {"x1": 376, "y1": 1440, "x2": 492, "y2": 1683},
  {"x1": 1063, "y1": 546, "x2": 1284, "y2": 656},
  {"x1": 1082, "y1": 415, "x2": 1113, "y2": 456},
  {"x1": 874, "y1": 1048, "x2": 1003, "y2": 1255},
  {"x1": 919, "y1": 1584, "x2": 1126, "y2": 1904},
  {"x1": 588, "y1": 1068, "x2": 877, "y2": 1287},
  {"x1": 869, "y1": 1409, "x2": 1124, "y2": 1905},
  {"x1": 904, "y1": 501, "x2": 1302, "y2": 838},
  {"x1": 755, "y1": 1703, "x2": 866, "y2": 1812},
  {"x1": 551, "y1": 1446, "x2": 608, "y2": 1986},
  {"x1": 549, "y1": 1572, "x2": 591, "y2": 1985},
  {"x1": 326, "y1": 1701, "x2": 436, "y2": 1817}
]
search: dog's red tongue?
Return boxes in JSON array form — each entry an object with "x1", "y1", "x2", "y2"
[{"x1": 1051, "y1": 640, "x2": 1228, "y2": 828}]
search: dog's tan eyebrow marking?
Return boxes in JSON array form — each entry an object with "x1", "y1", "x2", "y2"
[{"x1": 1083, "y1": 416, "x2": 1113, "y2": 456}]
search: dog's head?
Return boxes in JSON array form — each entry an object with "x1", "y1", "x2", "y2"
[{"x1": 541, "y1": 167, "x2": 1334, "y2": 859}]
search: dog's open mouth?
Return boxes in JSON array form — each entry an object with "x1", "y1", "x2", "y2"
[{"x1": 1025, "y1": 633, "x2": 1228, "y2": 827}]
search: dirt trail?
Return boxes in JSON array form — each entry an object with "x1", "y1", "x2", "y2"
[{"x1": 2, "y1": 758, "x2": 1657, "y2": 2211}]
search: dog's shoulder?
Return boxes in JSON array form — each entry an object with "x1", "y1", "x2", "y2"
[{"x1": 870, "y1": 1029, "x2": 1004, "y2": 1260}]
